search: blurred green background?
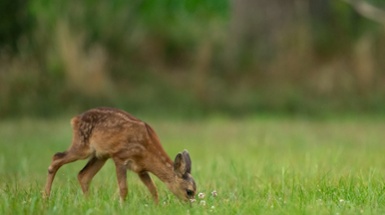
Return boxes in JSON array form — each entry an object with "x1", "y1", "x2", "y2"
[{"x1": 1, "y1": 0, "x2": 385, "y2": 118}]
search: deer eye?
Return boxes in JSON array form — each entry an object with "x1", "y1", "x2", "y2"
[{"x1": 186, "y1": 189, "x2": 194, "y2": 197}]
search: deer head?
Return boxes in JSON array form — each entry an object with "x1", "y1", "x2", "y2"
[{"x1": 168, "y1": 150, "x2": 196, "y2": 201}]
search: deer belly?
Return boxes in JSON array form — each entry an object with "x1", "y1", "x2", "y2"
[{"x1": 124, "y1": 159, "x2": 141, "y2": 172}]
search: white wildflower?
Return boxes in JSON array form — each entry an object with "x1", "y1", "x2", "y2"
[
  {"x1": 198, "y1": 192, "x2": 205, "y2": 199},
  {"x1": 211, "y1": 190, "x2": 217, "y2": 197},
  {"x1": 199, "y1": 200, "x2": 206, "y2": 206}
]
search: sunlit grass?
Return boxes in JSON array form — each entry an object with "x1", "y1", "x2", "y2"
[{"x1": 1, "y1": 116, "x2": 385, "y2": 214}]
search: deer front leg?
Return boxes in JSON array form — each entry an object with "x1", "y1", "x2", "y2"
[
  {"x1": 78, "y1": 157, "x2": 107, "y2": 195},
  {"x1": 113, "y1": 160, "x2": 128, "y2": 202},
  {"x1": 138, "y1": 172, "x2": 159, "y2": 204}
]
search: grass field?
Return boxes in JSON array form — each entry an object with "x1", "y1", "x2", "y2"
[{"x1": 1, "y1": 115, "x2": 385, "y2": 214}]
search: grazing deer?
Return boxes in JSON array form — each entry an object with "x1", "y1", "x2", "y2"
[{"x1": 44, "y1": 107, "x2": 196, "y2": 203}]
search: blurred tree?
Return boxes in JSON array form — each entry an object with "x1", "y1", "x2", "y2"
[
  {"x1": 0, "y1": 0, "x2": 32, "y2": 52},
  {"x1": 341, "y1": 0, "x2": 385, "y2": 25},
  {"x1": 1, "y1": 0, "x2": 385, "y2": 117},
  {"x1": 228, "y1": 0, "x2": 296, "y2": 72}
]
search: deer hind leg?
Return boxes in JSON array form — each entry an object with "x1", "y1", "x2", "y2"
[
  {"x1": 138, "y1": 172, "x2": 159, "y2": 204},
  {"x1": 78, "y1": 157, "x2": 107, "y2": 195},
  {"x1": 44, "y1": 146, "x2": 91, "y2": 198}
]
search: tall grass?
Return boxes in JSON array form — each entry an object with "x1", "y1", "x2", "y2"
[{"x1": 1, "y1": 116, "x2": 385, "y2": 214}]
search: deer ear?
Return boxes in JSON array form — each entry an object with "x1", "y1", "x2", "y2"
[
  {"x1": 182, "y1": 150, "x2": 191, "y2": 174},
  {"x1": 174, "y1": 152, "x2": 188, "y2": 177}
]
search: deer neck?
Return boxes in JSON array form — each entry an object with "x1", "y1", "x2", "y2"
[{"x1": 147, "y1": 154, "x2": 176, "y2": 185}]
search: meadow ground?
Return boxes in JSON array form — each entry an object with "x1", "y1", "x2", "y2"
[{"x1": 1, "y1": 115, "x2": 385, "y2": 214}]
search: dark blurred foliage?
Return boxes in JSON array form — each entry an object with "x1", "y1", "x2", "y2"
[
  {"x1": 0, "y1": 0, "x2": 33, "y2": 52},
  {"x1": 1, "y1": 0, "x2": 385, "y2": 118}
]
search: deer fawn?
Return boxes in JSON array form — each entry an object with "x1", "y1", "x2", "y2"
[{"x1": 44, "y1": 107, "x2": 196, "y2": 203}]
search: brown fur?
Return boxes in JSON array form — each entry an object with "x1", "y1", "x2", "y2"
[{"x1": 44, "y1": 107, "x2": 196, "y2": 203}]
